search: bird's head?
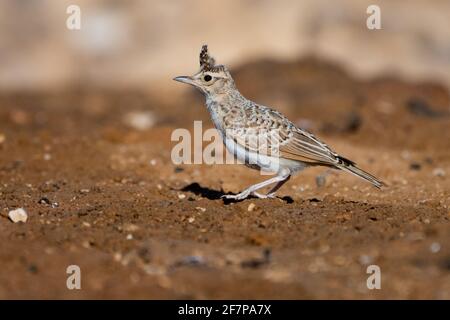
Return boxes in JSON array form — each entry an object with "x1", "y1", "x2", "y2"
[{"x1": 174, "y1": 45, "x2": 235, "y2": 96}]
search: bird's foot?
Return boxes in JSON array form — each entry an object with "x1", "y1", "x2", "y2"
[
  {"x1": 221, "y1": 191, "x2": 277, "y2": 201},
  {"x1": 221, "y1": 190, "x2": 251, "y2": 201}
]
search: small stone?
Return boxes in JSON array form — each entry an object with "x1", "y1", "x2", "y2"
[
  {"x1": 195, "y1": 207, "x2": 206, "y2": 212},
  {"x1": 150, "y1": 159, "x2": 157, "y2": 166},
  {"x1": 126, "y1": 234, "x2": 133, "y2": 240},
  {"x1": 316, "y1": 175, "x2": 326, "y2": 187},
  {"x1": 0, "y1": 133, "x2": 5, "y2": 144},
  {"x1": 80, "y1": 189, "x2": 90, "y2": 194},
  {"x1": 113, "y1": 252, "x2": 122, "y2": 262},
  {"x1": 178, "y1": 193, "x2": 186, "y2": 199},
  {"x1": 38, "y1": 197, "x2": 52, "y2": 206},
  {"x1": 188, "y1": 217, "x2": 195, "y2": 223},
  {"x1": 430, "y1": 242, "x2": 441, "y2": 253},
  {"x1": 174, "y1": 167, "x2": 184, "y2": 173},
  {"x1": 409, "y1": 162, "x2": 421, "y2": 170},
  {"x1": 247, "y1": 203, "x2": 256, "y2": 212},
  {"x1": 432, "y1": 168, "x2": 445, "y2": 177},
  {"x1": 43, "y1": 153, "x2": 52, "y2": 161},
  {"x1": 8, "y1": 208, "x2": 28, "y2": 223},
  {"x1": 124, "y1": 111, "x2": 156, "y2": 130}
]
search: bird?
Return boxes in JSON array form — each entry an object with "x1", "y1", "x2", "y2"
[{"x1": 174, "y1": 45, "x2": 385, "y2": 200}]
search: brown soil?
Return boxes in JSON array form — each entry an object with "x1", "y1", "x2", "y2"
[{"x1": 0, "y1": 58, "x2": 449, "y2": 299}]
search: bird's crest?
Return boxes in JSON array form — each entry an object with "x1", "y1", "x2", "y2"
[{"x1": 199, "y1": 45, "x2": 226, "y2": 72}]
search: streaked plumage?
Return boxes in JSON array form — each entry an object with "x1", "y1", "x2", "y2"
[{"x1": 174, "y1": 45, "x2": 385, "y2": 200}]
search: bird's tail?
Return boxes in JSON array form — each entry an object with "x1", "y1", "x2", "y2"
[{"x1": 338, "y1": 161, "x2": 386, "y2": 189}]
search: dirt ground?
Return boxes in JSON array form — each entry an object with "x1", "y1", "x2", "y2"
[{"x1": 0, "y1": 58, "x2": 449, "y2": 299}]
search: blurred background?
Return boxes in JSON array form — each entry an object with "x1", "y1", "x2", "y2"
[
  {"x1": 0, "y1": 0, "x2": 449, "y2": 299},
  {"x1": 1, "y1": 0, "x2": 450, "y2": 91}
]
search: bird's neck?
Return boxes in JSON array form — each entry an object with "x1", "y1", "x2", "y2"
[
  {"x1": 204, "y1": 90, "x2": 246, "y2": 132},
  {"x1": 206, "y1": 89, "x2": 245, "y2": 108}
]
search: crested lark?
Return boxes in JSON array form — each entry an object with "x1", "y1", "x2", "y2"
[{"x1": 174, "y1": 45, "x2": 385, "y2": 200}]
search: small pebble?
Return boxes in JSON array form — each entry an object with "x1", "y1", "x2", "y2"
[
  {"x1": 113, "y1": 252, "x2": 122, "y2": 262},
  {"x1": 430, "y1": 242, "x2": 441, "y2": 253},
  {"x1": 409, "y1": 162, "x2": 421, "y2": 170},
  {"x1": 124, "y1": 111, "x2": 156, "y2": 130},
  {"x1": 8, "y1": 208, "x2": 28, "y2": 223},
  {"x1": 38, "y1": 197, "x2": 52, "y2": 206},
  {"x1": 126, "y1": 234, "x2": 133, "y2": 240},
  {"x1": 178, "y1": 193, "x2": 186, "y2": 199},
  {"x1": 195, "y1": 207, "x2": 206, "y2": 212},
  {"x1": 316, "y1": 175, "x2": 326, "y2": 187},
  {"x1": 432, "y1": 168, "x2": 445, "y2": 177},
  {"x1": 150, "y1": 159, "x2": 157, "y2": 166},
  {"x1": 188, "y1": 217, "x2": 195, "y2": 223},
  {"x1": 0, "y1": 134, "x2": 5, "y2": 144},
  {"x1": 247, "y1": 203, "x2": 256, "y2": 212}
]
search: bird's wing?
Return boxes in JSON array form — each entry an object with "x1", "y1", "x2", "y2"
[
  {"x1": 222, "y1": 105, "x2": 348, "y2": 166},
  {"x1": 278, "y1": 127, "x2": 348, "y2": 166}
]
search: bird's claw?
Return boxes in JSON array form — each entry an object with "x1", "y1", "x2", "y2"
[
  {"x1": 221, "y1": 191, "x2": 276, "y2": 200},
  {"x1": 221, "y1": 192, "x2": 250, "y2": 201}
]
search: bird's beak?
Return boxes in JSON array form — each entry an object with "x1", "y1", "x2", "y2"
[{"x1": 173, "y1": 75, "x2": 195, "y2": 85}]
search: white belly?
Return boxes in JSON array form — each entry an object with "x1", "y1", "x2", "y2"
[{"x1": 223, "y1": 137, "x2": 306, "y2": 174}]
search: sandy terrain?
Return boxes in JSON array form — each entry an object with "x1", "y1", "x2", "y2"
[{"x1": 0, "y1": 58, "x2": 449, "y2": 299}]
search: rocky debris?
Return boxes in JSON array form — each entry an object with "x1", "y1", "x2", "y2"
[
  {"x1": 8, "y1": 208, "x2": 28, "y2": 223},
  {"x1": 38, "y1": 197, "x2": 59, "y2": 208}
]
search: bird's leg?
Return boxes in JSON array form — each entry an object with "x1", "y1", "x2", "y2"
[
  {"x1": 263, "y1": 175, "x2": 291, "y2": 198},
  {"x1": 251, "y1": 191, "x2": 274, "y2": 199},
  {"x1": 222, "y1": 175, "x2": 284, "y2": 200},
  {"x1": 222, "y1": 172, "x2": 290, "y2": 201}
]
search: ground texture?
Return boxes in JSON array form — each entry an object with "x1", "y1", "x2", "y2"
[{"x1": 0, "y1": 59, "x2": 449, "y2": 299}]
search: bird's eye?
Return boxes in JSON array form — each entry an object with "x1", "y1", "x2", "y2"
[{"x1": 203, "y1": 75, "x2": 212, "y2": 82}]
